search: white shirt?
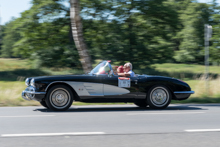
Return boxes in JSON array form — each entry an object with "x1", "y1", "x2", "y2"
[{"x1": 126, "y1": 70, "x2": 135, "y2": 77}]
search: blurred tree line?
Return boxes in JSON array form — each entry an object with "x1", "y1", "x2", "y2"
[{"x1": 0, "y1": 0, "x2": 220, "y2": 69}]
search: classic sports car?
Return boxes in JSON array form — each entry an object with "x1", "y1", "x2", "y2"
[{"x1": 22, "y1": 61, "x2": 194, "y2": 111}]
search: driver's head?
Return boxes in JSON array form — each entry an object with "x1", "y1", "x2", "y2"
[
  {"x1": 124, "y1": 62, "x2": 132, "y2": 72},
  {"x1": 117, "y1": 65, "x2": 124, "y2": 73}
]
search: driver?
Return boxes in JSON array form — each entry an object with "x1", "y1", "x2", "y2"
[{"x1": 118, "y1": 62, "x2": 135, "y2": 77}]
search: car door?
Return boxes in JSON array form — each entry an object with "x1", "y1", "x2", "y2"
[
  {"x1": 102, "y1": 74, "x2": 139, "y2": 99},
  {"x1": 65, "y1": 74, "x2": 104, "y2": 100}
]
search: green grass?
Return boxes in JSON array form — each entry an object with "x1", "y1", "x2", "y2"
[
  {"x1": 0, "y1": 58, "x2": 83, "y2": 81},
  {"x1": 0, "y1": 58, "x2": 220, "y2": 106},
  {"x1": 136, "y1": 63, "x2": 220, "y2": 80},
  {"x1": 0, "y1": 80, "x2": 219, "y2": 107},
  {"x1": 0, "y1": 58, "x2": 31, "y2": 71},
  {"x1": 153, "y1": 63, "x2": 220, "y2": 74},
  {"x1": 0, "y1": 81, "x2": 39, "y2": 106},
  {"x1": 1, "y1": 58, "x2": 220, "y2": 81}
]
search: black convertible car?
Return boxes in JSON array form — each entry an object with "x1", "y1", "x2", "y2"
[{"x1": 22, "y1": 61, "x2": 194, "y2": 111}]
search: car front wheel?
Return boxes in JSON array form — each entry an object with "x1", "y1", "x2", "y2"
[
  {"x1": 45, "y1": 85, "x2": 74, "y2": 111},
  {"x1": 40, "y1": 100, "x2": 48, "y2": 108},
  {"x1": 147, "y1": 85, "x2": 172, "y2": 109}
]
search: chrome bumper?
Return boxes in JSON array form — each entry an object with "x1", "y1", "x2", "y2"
[
  {"x1": 173, "y1": 91, "x2": 194, "y2": 100},
  {"x1": 22, "y1": 87, "x2": 46, "y2": 101},
  {"x1": 174, "y1": 91, "x2": 195, "y2": 94}
]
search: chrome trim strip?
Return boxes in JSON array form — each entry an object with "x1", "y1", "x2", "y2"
[
  {"x1": 45, "y1": 81, "x2": 67, "y2": 91},
  {"x1": 174, "y1": 91, "x2": 195, "y2": 94},
  {"x1": 25, "y1": 91, "x2": 46, "y2": 95}
]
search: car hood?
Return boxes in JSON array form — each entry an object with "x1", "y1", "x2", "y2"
[
  {"x1": 27, "y1": 74, "x2": 88, "y2": 81},
  {"x1": 140, "y1": 74, "x2": 175, "y2": 80}
]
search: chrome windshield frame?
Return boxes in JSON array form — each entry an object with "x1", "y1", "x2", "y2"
[{"x1": 89, "y1": 61, "x2": 114, "y2": 76}]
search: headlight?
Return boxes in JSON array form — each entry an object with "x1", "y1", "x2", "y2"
[
  {"x1": 25, "y1": 78, "x2": 30, "y2": 86},
  {"x1": 30, "y1": 78, "x2": 35, "y2": 87}
]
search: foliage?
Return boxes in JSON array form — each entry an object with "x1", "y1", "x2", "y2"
[
  {"x1": 210, "y1": 0, "x2": 220, "y2": 65},
  {"x1": 10, "y1": 0, "x2": 81, "y2": 68},
  {"x1": 174, "y1": 1, "x2": 212, "y2": 63},
  {"x1": 81, "y1": 0, "x2": 179, "y2": 69},
  {"x1": 0, "y1": 0, "x2": 220, "y2": 68},
  {"x1": 1, "y1": 18, "x2": 21, "y2": 58}
]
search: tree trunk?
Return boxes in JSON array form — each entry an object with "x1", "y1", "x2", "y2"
[
  {"x1": 128, "y1": 0, "x2": 134, "y2": 63},
  {"x1": 70, "y1": 0, "x2": 92, "y2": 73}
]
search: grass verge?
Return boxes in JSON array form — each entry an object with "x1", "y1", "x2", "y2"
[
  {"x1": 0, "y1": 80, "x2": 220, "y2": 107},
  {"x1": 0, "y1": 58, "x2": 220, "y2": 106}
]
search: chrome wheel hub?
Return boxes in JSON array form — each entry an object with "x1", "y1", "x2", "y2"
[
  {"x1": 151, "y1": 88, "x2": 168, "y2": 106},
  {"x1": 56, "y1": 94, "x2": 65, "y2": 103},
  {"x1": 51, "y1": 90, "x2": 69, "y2": 107}
]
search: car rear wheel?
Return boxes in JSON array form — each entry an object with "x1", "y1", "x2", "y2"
[
  {"x1": 147, "y1": 85, "x2": 171, "y2": 109},
  {"x1": 40, "y1": 100, "x2": 48, "y2": 108},
  {"x1": 134, "y1": 100, "x2": 148, "y2": 108},
  {"x1": 45, "y1": 85, "x2": 74, "y2": 111}
]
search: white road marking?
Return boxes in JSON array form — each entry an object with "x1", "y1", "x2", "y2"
[
  {"x1": 185, "y1": 129, "x2": 220, "y2": 132},
  {"x1": 127, "y1": 112, "x2": 205, "y2": 115},
  {"x1": 1, "y1": 132, "x2": 106, "y2": 137},
  {"x1": 0, "y1": 115, "x2": 55, "y2": 118}
]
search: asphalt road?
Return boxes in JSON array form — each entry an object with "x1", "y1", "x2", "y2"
[{"x1": 0, "y1": 104, "x2": 220, "y2": 147}]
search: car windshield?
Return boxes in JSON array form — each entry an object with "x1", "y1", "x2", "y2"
[{"x1": 89, "y1": 61, "x2": 111, "y2": 75}]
